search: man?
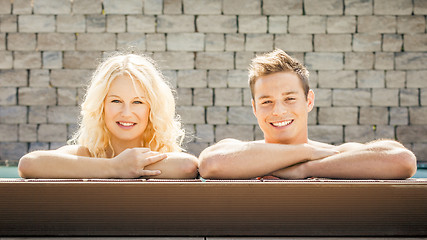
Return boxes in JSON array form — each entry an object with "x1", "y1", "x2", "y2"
[{"x1": 199, "y1": 49, "x2": 417, "y2": 179}]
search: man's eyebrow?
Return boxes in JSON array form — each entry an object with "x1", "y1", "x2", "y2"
[{"x1": 257, "y1": 91, "x2": 298, "y2": 100}]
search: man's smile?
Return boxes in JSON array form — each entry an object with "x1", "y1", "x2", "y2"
[{"x1": 270, "y1": 119, "x2": 293, "y2": 127}]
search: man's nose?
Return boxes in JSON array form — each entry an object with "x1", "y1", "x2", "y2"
[{"x1": 272, "y1": 102, "x2": 287, "y2": 116}]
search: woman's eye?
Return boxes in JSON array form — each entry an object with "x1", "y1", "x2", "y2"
[
  {"x1": 111, "y1": 100, "x2": 121, "y2": 103},
  {"x1": 133, "y1": 100, "x2": 144, "y2": 104}
]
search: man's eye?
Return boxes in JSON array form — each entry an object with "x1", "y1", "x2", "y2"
[
  {"x1": 262, "y1": 100, "x2": 272, "y2": 104},
  {"x1": 286, "y1": 98, "x2": 296, "y2": 101}
]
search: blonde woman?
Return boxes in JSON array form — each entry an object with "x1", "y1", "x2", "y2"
[{"x1": 18, "y1": 53, "x2": 198, "y2": 179}]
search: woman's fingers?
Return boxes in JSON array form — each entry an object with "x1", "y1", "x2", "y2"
[{"x1": 144, "y1": 153, "x2": 167, "y2": 165}]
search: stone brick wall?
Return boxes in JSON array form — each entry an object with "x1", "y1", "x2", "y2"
[{"x1": 0, "y1": 0, "x2": 426, "y2": 165}]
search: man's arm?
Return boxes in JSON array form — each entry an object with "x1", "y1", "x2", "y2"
[
  {"x1": 145, "y1": 152, "x2": 199, "y2": 179},
  {"x1": 198, "y1": 138, "x2": 338, "y2": 179},
  {"x1": 272, "y1": 139, "x2": 417, "y2": 179}
]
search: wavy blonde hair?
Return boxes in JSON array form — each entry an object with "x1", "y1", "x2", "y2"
[{"x1": 69, "y1": 53, "x2": 184, "y2": 157}]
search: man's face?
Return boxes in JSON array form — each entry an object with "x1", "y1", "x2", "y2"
[{"x1": 252, "y1": 72, "x2": 314, "y2": 145}]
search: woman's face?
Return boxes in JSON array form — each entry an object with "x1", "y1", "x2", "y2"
[{"x1": 104, "y1": 74, "x2": 150, "y2": 146}]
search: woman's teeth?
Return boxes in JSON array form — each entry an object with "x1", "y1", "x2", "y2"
[
  {"x1": 271, "y1": 120, "x2": 292, "y2": 127},
  {"x1": 118, "y1": 122, "x2": 134, "y2": 126}
]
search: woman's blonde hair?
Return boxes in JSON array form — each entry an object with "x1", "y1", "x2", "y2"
[{"x1": 69, "y1": 53, "x2": 184, "y2": 157}]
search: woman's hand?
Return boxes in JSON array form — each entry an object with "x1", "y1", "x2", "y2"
[{"x1": 112, "y1": 148, "x2": 167, "y2": 178}]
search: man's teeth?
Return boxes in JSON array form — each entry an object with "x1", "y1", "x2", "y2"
[
  {"x1": 119, "y1": 122, "x2": 134, "y2": 126},
  {"x1": 271, "y1": 120, "x2": 292, "y2": 127}
]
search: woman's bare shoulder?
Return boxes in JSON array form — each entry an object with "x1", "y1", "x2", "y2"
[{"x1": 57, "y1": 145, "x2": 92, "y2": 157}]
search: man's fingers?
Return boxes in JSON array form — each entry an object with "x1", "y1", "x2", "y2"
[{"x1": 140, "y1": 169, "x2": 162, "y2": 176}]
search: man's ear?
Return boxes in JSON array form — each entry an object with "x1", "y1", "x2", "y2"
[
  {"x1": 252, "y1": 99, "x2": 256, "y2": 115},
  {"x1": 307, "y1": 89, "x2": 315, "y2": 113}
]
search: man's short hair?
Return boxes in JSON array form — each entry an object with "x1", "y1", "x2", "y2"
[{"x1": 248, "y1": 49, "x2": 310, "y2": 100}]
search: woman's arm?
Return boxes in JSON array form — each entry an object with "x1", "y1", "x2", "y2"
[
  {"x1": 18, "y1": 145, "x2": 165, "y2": 179},
  {"x1": 144, "y1": 152, "x2": 199, "y2": 179},
  {"x1": 198, "y1": 139, "x2": 338, "y2": 179}
]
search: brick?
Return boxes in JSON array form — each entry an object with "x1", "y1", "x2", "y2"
[
  {"x1": 359, "y1": 16, "x2": 397, "y2": 33},
  {"x1": 374, "y1": 0, "x2": 412, "y2": 15},
  {"x1": 333, "y1": 89, "x2": 371, "y2": 106},
  {"x1": 19, "y1": 15, "x2": 55, "y2": 32},
  {"x1": 50, "y1": 142, "x2": 67, "y2": 150},
  {"x1": 146, "y1": 34, "x2": 166, "y2": 51},
  {"x1": 398, "y1": 16, "x2": 425, "y2": 33},
  {"x1": 208, "y1": 70, "x2": 227, "y2": 88},
  {"x1": 167, "y1": 33, "x2": 204, "y2": 51},
  {"x1": 397, "y1": 126, "x2": 427, "y2": 142},
  {"x1": 28, "y1": 106, "x2": 47, "y2": 123},
  {"x1": 67, "y1": 124, "x2": 78, "y2": 139},
  {"x1": 314, "y1": 34, "x2": 352, "y2": 52},
  {"x1": 76, "y1": 33, "x2": 115, "y2": 51},
  {"x1": 413, "y1": 143, "x2": 427, "y2": 163},
  {"x1": 395, "y1": 52, "x2": 427, "y2": 70},
  {"x1": 47, "y1": 106, "x2": 79, "y2": 124},
  {"x1": 400, "y1": 89, "x2": 419, "y2": 106},
  {"x1": 157, "y1": 15, "x2": 194, "y2": 33},
  {"x1": 12, "y1": 0, "x2": 31, "y2": 14},
  {"x1": 373, "y1": 125, "x2": 395, "y2": 140},
  {"x1": 228, "y1": 106, "x2": 257, "y2": 124},
  {"x1": 289, "y1": 16, "x2": 326, "y2": 34},
  {"x1": 357, "y1": 71, "x2": 385, "y2": 88},
  {"x1": 42, "y1": 51, "x2": 62, "y2": 69},
  {"x1": 0, "y1": 15, "x2": 17, "y2": 32},
  {"x1": 404, "y1": 34, "x2": 427, "y2": 52},
  {"x1": 227, "y1": 70, "x2": 247, "y2": 88},
  {"x1": 239, "y1": 16, "x2": 267, "y2": 33},
  {"x1": 0, "y1": 70, "x2": 27, "y2": 87},
  {"x1": 245, "y1": 34, "x2": 273, "y2": 51},
  {"x1": 19, "y1": 87, "x2": 56, "y2": 106},
  {"x1": 215, "y1": 124, "x2": 254, "y2": 141},
  {"x1": 223, "y1": 0, "x2": 260, "y2": 14},
  {"x1": 243, "y1": 88, "x2": 252, "y2": 106},
  {"x1": 195, "y1": 124, "x2": 214, "y2": 143},
  {"x1": 385, "y1": 71, "x2": 406, "y2": 88},
  {"x1": 13, "y1": 52, "x2": 41, "y2": 69},
  {"x1": 7, "y1": 33, "x2": 36, "y2": 51},
  {"x1": 344, "y1": 52, "x2": 374, "y2": 70},
  {"x1": 144, "y1": 0, "x2": 163, "y2": 14},
  {"x1": 0, "y1": 51, "x2": 12, "y2": 69},
  {"x1": 38, "y1": 124, "x2": 67, "y2": 142},
  {"x1": 0, "y1": 88, "x2": 17, "y2": 105},
  {"x1": 275, "y1": 34, "x2": 312, "y2": 52},
  {"x1": 28, "y1": 142, "x2": 49, "y2": 152},
  {"x1": 236, "y1": 52, "x2": 254, "y2": 70},
  {"x1": 383, "y1": 34, "x2": 403, "y2": 52},
  {"x1": 318, "y1": 107, "x2": 358, "y2": 125},
  {"x1": 176, "y1": 88, "x2": 192, "y2": 106},
  {"x1": 215, "y1": 88, "x2": 242, "y2": 106},
  {"x1": 312, "y1": 88, "x2": 331, "y2": 107},
  {"x1": 176, "y1": 106, "x2": 205, "y2": 124},
  {"x1": 409, "y1": 107, "x2": 427, "y2": 125},
  {"x1": 269, "y1": 16, "x2": 288, "y2": 34},
  {"x1": 37, "y1": 33, "x2": 75, "y2": 51},
  {"x1": 86, "y1": 15, "x2": 105, "y2": 32},
  {"x1": 63, "y1": 51, "x2": 102, "y2": 69},
  {"x1": 29, "y1": 70, "x2": 49, "y2": 87},
  {"x1": 0, "y1": 142, "x2": 27, "y2": 161},
  {"x1": 177, "y1": 70, "x2": 207, "y2": 88},
  {"x1": 196, "y1": 52, "x2": 234, "y2": 70},
  {"x1": 305, "y1": 53, "x2": 343, "y2": 70},
  {"x1": 117, "y1": 33, "x2": 146, "y2": 50},
  {"x1": 327, "y1": 16, "x2": 356, "y2": 33},
  {"x1": 193, "y1": 89, "x2": 213, "y2": 106},
  {"x1": 0, "y1": 106, "x2": 26, "y2": 123},
  {"x1": 263, "y1": 0, "x2": 302, "y2": 15},
  {"x1": 127, "y1": 16, "x2": 155, "y2": 33},
  {"x1": 184, "y1": 142, "x2": 207, "y2": 157},
  {"x1": 374, "y1": 52, "x2": 394, "y2": 70},
  {"x1": 197, "y1": 16, "x2": 237, "y2": 33},
  {"x1": 51, "y1": 69, "x2": 91, "y2": 87},
  {"x1": 414, "y1": 0, "x2": 427, "y2": 14},
  {"x1": 359, "y1": 107, "x2": 388, "y2": 124},
  {"x1": 225, "y1": 34, "x2": 245, "y2": 51},
  {"x1": 153, "y1": 52, "x2": 194, "y2": 70},
  {"x1": 183, "y1": 0, "x2": 221, "y2": 14},
  {"x1": 344, "y1": 0, "x2": 372, "y2": 15},
  {"x1": 318, "y1": 71, "x2": 356, "y2": 88},
  {"x1": 73, "y1": 0, "x2": 102, "y2": 14},
  {"x1": 58, "y1": 88, "x2": 77, "y2": 106},
  {"x1": 372, "y1": 89, "x2": 399, "y2": 107},
  {"x1": 345, "y1": 125, "x2": 376, "y2": 143},
  {"x1": 205, "y1": 34, "x2": 224, "y2": 51},
  {"x1": 305, "y1": 0, "x2": 343, "y2": 15},
  {"x1": 107, "y1": 15, "x2": 126, "y2": 33},
  {"x1": 57, "y1": 15, "x2": 85, "y2": 33},
  {"x1": 308, "y1": 125, "x2": 343, "y2": 143},
  {"x1": 0, "y1": 34, "x2": 4, "y2": 50},
  {"x1": 390, "y1": 107, "x2": 408, "y2": 125},
  {"x1": 103, "y1": 0, "x2": 143, "y2": 14},
  {"x1": 308, "y1": 107, "x2": 317, "y2": 125},
  {"x1": 34, "y1": 0, "x2": 70, "y2": 14},
  {"x1": 164, "y1": 0, "x2": 182, "y2": 14},
  {"x1": 19, "y1": 124, "x2": 37, "y2": 142},
  {"x1": 206, "y1": 106, "x2": 227, "y2": 124},
  {"x1": 407, "y1": 71, "x2": 427, "y2": 88},
  {"x1": 309, "y1": 71, "x2": 318, "y2": 88},
  {"x1": 353, "y1": 34, "x2": 381, "y2": 52}
]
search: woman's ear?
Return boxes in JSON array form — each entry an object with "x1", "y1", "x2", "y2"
[{"x1": 307, "y1": 89, "x2": 315, "y2": 113}]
